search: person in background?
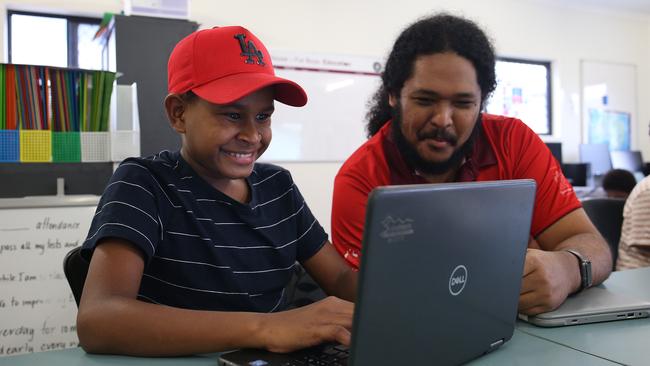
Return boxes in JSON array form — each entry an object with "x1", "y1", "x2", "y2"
[
  {"x1": 617, "y1": 175, "x2": 650, "y2": 270},
  {"x1": 76, "y1": 26, "x2": 357, "y2": 356},
  {"x1": 602, "y1": 168, "x2": 637, "y2": 199},
  {"x1": 617, "y1": 153, "x2": 650, "y2": 267},
  {"x1": 331, "y1": 13, "x2": 612, "y2": 315}
]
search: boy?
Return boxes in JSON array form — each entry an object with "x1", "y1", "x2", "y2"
[{"x1": 77, "y1": 26, "x2": 357, "y2": 356}]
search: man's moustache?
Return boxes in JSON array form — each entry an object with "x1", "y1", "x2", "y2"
[{"x1": 417, "y1": 129, "x2": 458, "y2": 146}]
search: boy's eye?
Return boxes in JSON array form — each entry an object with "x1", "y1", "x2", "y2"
[
  {"x1": 256, "y1": 113, "x2": 271, "y2": 121},
  {"x1": 224, "y1": 113, "x2": 240, "y2": 120}
]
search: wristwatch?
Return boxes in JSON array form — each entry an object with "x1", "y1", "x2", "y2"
[{"x1": 565, "y1": 249, "x2": 592, "y2": 292}]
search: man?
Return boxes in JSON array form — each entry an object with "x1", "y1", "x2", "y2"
[
  {"x1": 77, "y1": 26, "x2": 356, "y2": 356},
  {"x1": 331, "y1": 14, "x2": 612, "y2": 315}
]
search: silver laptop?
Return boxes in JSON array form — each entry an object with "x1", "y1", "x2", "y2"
[
  {"x1": 519, "y1": 284, "x2": 650, "y2": 327},
  {"x1": 220, "y1": 179, "x2": 536, "y2": 366}
]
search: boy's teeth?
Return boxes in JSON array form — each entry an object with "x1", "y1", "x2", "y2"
[{"x1": 227, "y1": 152, "x2": 252, "y2": 158}]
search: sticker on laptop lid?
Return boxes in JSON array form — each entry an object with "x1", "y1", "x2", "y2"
[{"x1": 379, "y1": 216, "x2": 414, "y2": 242}]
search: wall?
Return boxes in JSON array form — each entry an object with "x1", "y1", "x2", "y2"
[{"x1": 0, "y1": 0, "x2": 648, "y2": 233}]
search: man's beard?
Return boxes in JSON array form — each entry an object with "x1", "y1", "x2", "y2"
[{"x1": 391, "y1": 105, "x2": 481, "y2": 176}]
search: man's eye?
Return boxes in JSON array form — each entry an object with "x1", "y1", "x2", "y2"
[
  {"x1": 225, "y1": 113, "x2": 240, "y2": 120},
  {"x1": 454, "y1": 101, "x2": 476, "y2": 108},
  {"x1": 413, "y1": 97, "x2": 433, "y2": 105}
]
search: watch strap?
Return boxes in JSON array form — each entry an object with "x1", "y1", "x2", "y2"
[{"x1": 565, "y1": 249, "x2": 592, "y2": 291}]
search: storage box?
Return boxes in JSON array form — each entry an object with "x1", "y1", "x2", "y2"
[
  {"x1": 81, "y1": 132, "x2": 111, "y2": 162},
  {"x1": 20, "y1": 130, "x2": 52, "y2": 162},
  {"x1": 110, "y1": 130, "x2": 140, "y2": 162},
  {"x1": 0, "y1": 130, "x2": 19, "y2": 162},
  {"x1": 52, "y1": 131, "x2": 81, "y2": 162}
]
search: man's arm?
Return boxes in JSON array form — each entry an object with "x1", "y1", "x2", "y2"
[
  {"x1": 518, "y1": 208, "x2": 612, "y2": 315},
  {"x1": 77, "y1": 238, "x2": 354, "y2": 356},
  {"x1": 331, "y1": 172, "x2": 375, "y2": 270},
  {"x1": 302, "y1": 241, "x2": 358, "y2": 302}
]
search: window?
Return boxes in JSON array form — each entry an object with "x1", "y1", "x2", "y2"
[
  {"x1": 7, "y1": 10, "x2": 103, "y2": 70},
  {"x1": 486, "y1": 57, "x2": 552, "y2": 135}
]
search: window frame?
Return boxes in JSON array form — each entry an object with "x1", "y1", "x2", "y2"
[
  {"x1": 7, "y1": 10, "x2": 102, "y2": 68},
  {"x1": 490, "y1": 56, "x2": 553, "y2": 135}
]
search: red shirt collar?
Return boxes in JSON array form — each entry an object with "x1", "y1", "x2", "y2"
[{"x1": 381, "y1": 117, "x2": 497, "y2": 185}]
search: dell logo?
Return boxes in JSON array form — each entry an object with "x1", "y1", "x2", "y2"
[{"x1": 449, "y1": 265, "x2": 468, "y2": 296}]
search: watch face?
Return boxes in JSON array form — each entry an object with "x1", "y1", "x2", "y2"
[{"x1": 584, "y1": 260, "x2": 593, "y2": 288}]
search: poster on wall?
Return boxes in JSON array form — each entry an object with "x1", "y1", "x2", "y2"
[{"x1": 588, "y1": 108, "x2": 630, "y2": 151}]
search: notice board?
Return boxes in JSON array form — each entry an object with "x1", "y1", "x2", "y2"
[{"x1": 0, "y1": 195, "x2": 98, "y2": 357}]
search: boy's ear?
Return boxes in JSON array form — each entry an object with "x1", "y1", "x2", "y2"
[{"x1": 164, "y1": 94, "x2": 187, "y2": 134}]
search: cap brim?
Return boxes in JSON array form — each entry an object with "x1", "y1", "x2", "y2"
[{"x1": 192, "y1": 73, "x2": 307, "y2": 107}]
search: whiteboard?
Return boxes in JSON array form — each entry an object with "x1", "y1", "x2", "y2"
[
  {"x1": 260, "y1": 50, "x2": 382, "y2": 162},
  {"x1": 0, "y1": 195, "x2": 98, "y2": 357}
]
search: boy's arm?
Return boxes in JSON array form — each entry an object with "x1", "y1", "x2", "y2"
[
  {"x1": 77, "y1": 238, "x2": 354, "y2": 356},
  {"x1": 302, "y1": 241, "x2": 358, "y2": 302}
]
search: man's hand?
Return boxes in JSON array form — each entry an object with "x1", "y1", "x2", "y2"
[
  {"x1": 259, "y1": 296, "x2": 354, "y2": 353},
  {"x1": 518, "y1": 248, "x2": 580, "y2": 315}
]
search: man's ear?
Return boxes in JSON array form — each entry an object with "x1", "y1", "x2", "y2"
[
  {"x1": 388, "y1": 93, "x2": 398, "y2": 108},
  {"x1": 164, "y1": 94, "x2": 187, "y2": 134}
]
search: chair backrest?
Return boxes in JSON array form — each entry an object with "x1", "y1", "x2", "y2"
[
  {"x1": 581, "y1": 197, "x2": 626, "y2": 269},
  {"x1": 284, "y1": 264, "x2": 326, "y2": 309},
  {"x1": 63, "y1": 246, "x2": 90, "y2": 307}
]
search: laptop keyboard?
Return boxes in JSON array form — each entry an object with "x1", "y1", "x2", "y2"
[{"x1": 280, "y1": 343, "x2": 349, "y2": 366}]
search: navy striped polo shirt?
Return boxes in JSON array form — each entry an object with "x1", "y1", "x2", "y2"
[{"x1": 82, "y1": 150, "x2": 328, "y2": 312}]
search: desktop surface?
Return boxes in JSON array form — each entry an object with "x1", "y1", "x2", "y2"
[
  {"x1": 2, "y1": 269, "x2": 647, "y2": 366},
  {"x1": 0, "y1": 329, "x2": 619, "y2": 366},
  {"x1": 516, "y1": 267, "x2": 650, "y2": 366}
]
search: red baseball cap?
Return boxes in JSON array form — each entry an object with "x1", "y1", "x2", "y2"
[{"x1": 168, "y1": 26, "x2": 307, "y2": 107}]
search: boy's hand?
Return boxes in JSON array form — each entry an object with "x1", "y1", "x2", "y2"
[{"x1": 259, "y1": 296, "x2": 354, "y2": 353}]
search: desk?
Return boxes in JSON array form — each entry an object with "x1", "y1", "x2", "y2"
[
  {"x1": 0, "y1": 329, "x2": 619, "y2": 365},
  {"x1": 517, "y1": 267, "x2": 650, "y2": 366},
  {"x1": 4, "y1": 270, "x2": 648, "y2": 366}
]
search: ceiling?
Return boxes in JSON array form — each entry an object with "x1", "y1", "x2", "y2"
[
  {"x1": 542, "y1": 0, "x2": 650, "y2": 16},
  {"x1": 581, "y1": 0, "x2": 650, "y2": 14}
]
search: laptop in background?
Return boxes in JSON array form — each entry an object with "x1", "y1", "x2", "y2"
[
  {"x1": 220, "y1": 179, "x2": 536, "y2": 366},
  {"x1": 519, "y1": 285, "x2": 650, "y2": 327}
]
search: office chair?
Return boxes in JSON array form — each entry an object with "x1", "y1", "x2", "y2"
[
  {"x1": 581, "y1": 197, "x2": 626, "y2": 269},
  {"x1": 284, "y1": 264, "x2": 326, "y2": 309},
  {"x1": 63, "y1": 246, "x2": 90, "y2": 307}
]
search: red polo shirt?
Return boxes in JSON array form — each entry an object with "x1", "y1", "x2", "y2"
[{"x1": 331, "y1": 114, "x2": 580, "y2": 269}]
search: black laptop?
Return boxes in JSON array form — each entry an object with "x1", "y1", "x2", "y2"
[{"x1": 219, "y1": 179, "x2": 536, "y2": 366}]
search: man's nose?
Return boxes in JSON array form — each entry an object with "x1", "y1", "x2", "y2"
[{"x1": 429, "y1": 101, "x2": 453, "y2": 128}]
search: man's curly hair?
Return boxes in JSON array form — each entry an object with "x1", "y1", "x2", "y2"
[{"x1": 366, "y1": 13, "x2": 497, "y2": 137}]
